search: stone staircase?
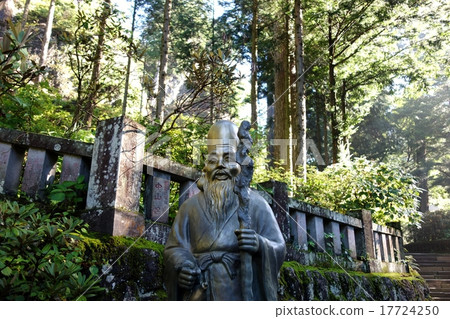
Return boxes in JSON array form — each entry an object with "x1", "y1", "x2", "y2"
[{"x1": 411, "y1": 253, "x2": 450, "y2": 301}]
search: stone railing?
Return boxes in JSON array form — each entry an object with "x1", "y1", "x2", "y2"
[{"x1": 0, "y1": 116, "x2": 406, "y2": 273}]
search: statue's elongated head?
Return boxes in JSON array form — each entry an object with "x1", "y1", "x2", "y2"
[{"x1": 204, "y1": 120, "x2": 241, "y2": 181}]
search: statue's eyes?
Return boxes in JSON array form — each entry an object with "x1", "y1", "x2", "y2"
[{"x1": 208, "y1": 157, "x2": 218, "y2": 164}]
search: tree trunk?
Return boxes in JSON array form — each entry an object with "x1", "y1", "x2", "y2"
[
  {"x1": 323, "y1": 106, "x2": 329, "y2": 166},
  {"x1": 315, "y1": 98, "x2": 322, "y2": 158},
  {"x1": 20, "y1": 0, "x2": 31, "y2": 29},
  {"x1": 267, "y1": 80, "x2": 275, "y2": 164},
  {"x1": 272, "y1": 2, "x2": 290, "y2": 171},
  {"x1": 156, "y1": 0, "x2": 172, "y2": 122},
  {"x1": 83, "y1": 0, "x2": 111, "y2": 128},
  {"x1": 340, "y1": 79, "x2": 348, "y2": 148},
  {"x1": 250, "y1": 0, "x2": 258, "y2": 130},
  {"x1": 294, "y1": 0, "x2": 306, "y2": 181},
  {"x1": 416, "y1": 141, "x2": 429, "y2": 213},
  {"x1": 37, "y1": 0, "x2": 56, "y2": 82},
  {"x1": 0, "y1": 0, "x2": 17, "y2": 37},
  {"x1": 328, "y1": 14, "x2": 338, "y2": 164},
  {"x1": 122, "y1": 0, "x2": 138, "y2": 117}
]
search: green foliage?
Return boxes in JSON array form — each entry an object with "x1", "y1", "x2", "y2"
[
  {"x1": 0, "y1": 200, "x2": 103, "y2": 300},
  {"x1": 46, "y1": 176, "x2": 87, "y2": 214},
  {"x1": 0, "y1": 20, "x2": 43, "y2": 99},
  {"x1": 254, "y1": 157, "x2": 421, "y2": 226},
  {"x1": 146, "y1": 113, "x2": 210, "y2": 169},
  {"x1": 407, "y1": 209, "x2": 450, "y2": 243},
  {"x1": 0, "y1": 81, "x2": 73, "y2": 134}
]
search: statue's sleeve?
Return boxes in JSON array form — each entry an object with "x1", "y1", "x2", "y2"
[
  {"x1": 250, "y1": 191, "x2": 286, "y2": 300},
  {"x1": 163, "y1": 199, "x2": 197, "y2": 301}
]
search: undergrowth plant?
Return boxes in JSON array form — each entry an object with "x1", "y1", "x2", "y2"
[{"x1": 0, "y1": 200, "x2": 103, "y2": 300}]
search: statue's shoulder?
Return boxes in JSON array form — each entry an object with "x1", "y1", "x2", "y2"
[
  {"x1": 178, "y1": 191, "x2": 204, "y2": 214},
  {"x1": 249, "y1": 189, "x2": 272, "y2": 210}
]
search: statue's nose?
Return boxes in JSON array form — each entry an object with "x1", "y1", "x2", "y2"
[{"x1": 217, "y1": 158, "x2": 225, "y2": 168}]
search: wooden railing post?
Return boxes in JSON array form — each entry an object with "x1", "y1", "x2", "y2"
[
  {"x1": 84, "y1": 116, "x2": 145, "y2": 237},
  {"x1": 0, "y1": 142, "x2": 24, "y2": 196},
  {"x1": 21, "y1": 148, "x2": 57, "y2": 199}
]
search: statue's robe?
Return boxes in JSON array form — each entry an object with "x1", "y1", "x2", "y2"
[{"x1": 164, "y1": 190, "x2": 286, "y2": 300}]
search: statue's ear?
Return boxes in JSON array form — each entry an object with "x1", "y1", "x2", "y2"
[{"x1": 197, "y1": 173, "x2": 206, "y2": 191}]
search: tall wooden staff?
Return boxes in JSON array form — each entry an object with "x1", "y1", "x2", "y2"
[{"x1": 234, "y1": 121, "x2": 254, "y2": 301}]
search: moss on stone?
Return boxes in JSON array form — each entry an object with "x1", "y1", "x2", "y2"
[{"x1": 280, "y1": 260, "x2": 429, "y2": 301}]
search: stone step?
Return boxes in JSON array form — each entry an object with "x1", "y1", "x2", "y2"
[
  {"x1": 416, "y1": 262, "x2": 450, "y2": 266},
  {"x1": 430, "y1": 291, "x2": 450, "y2": 299},
  {"x1": 419, "y1": 270, "x2": 450, "y2": 279},
  {"x1": 426, "y1": 279, "x2": 450, "y2": 289},
  {"x1": 410, "y1": 253, "x2": 450, "y2": 263},
  {"x1": 418, "y1": 266, "x2": 450, "y2": 272}
]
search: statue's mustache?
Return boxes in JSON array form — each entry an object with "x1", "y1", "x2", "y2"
[{"x1": 212, "y1": 169, "x2": 232, "y2": 180}]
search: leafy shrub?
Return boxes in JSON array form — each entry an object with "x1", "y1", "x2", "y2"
[
  {"x1": 46, "y1": 176, "x2": 87, "y2": 215},
  {"x1": 254, "y1": 157, "x2": 422, "y2": 226},
  {"x1": 406, "y1": 209, "x2": 450, "y2": 243},
  {"x1": 0, "y1": 200, "x2": 103, "y2": 300}
]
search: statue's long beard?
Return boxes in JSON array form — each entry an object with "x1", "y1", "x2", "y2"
[{"x1": 203, "y1": 177, "x2": 238, "y2": 228}]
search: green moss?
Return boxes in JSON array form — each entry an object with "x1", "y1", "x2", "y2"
[
  {"x1": 281, "y1": 260, "x2": 422, "y2": 281},
  {"x1": 79, "y1": 232, "x2": 164, "y2": 263},
  {"x1": 280, "y1": 260, "x2": 428, "y2": 301}
]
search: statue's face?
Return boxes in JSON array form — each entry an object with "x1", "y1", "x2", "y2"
[{"x1": 204, "y1": 147, "x2": 241, "y2": 182}]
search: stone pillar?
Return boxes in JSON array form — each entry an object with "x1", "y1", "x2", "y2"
[
  {"x1": 342, "y1": 225, "x2": 357, "y2": 259},
  {"x1": 324, "y1": 221, "x2": 342, "y2": 255},
  {"x1": 387, "y1": 235, "x2": 395, "y2": 262},
  {"x1": 291, "y1": 211, "x2": 308, "y2": 250},
  {"x1": 397, "y1": 235, "x2": 405, "y2": 261},
  {"x1": 260, "y1": 181, "x2": 290, "y2": 242},
  {"x1": 179, "y1": 180, "x2": 199, "y2": 207},
  {"x1": 144, "y1": 170, "x2": 171, "y2": 223},
  {"x1": 0, "y1": 142, "x2": 24, "y2": 195},
  {"x1": 373, "y1": 232, "x2": 382, "y2": 261},
  {"x1": 22, "y1": 148, "x2": 57, "y2": 199},
  {"x1": 307, "y1": 216, "x2": 325, "y2": 252},
  {"x1": 60, "y1": 154, "x2": 90, "y2": 183},
  {"x1": 380, "y1": 233, "x2": 389, "y2": 262},
  {"x1": 85, "y1": 117, "x2": 145, "y2": 237},
  {"x1": 361, "y1": 210, "x2": 375, "y2": 260}
]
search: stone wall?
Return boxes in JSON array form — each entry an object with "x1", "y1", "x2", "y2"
[{"x1": 81, "y1": 235, "x2": 430, "y2": 301}]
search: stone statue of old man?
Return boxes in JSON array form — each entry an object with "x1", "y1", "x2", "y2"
[{"x1": 164, "y1": 120, "x2": 286, "y2": 300}]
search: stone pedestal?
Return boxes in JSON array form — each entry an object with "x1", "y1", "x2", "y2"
[
  {"x1": 0, "y1": 142, "x2": 24, "y2": 195},
  {"x1": 85, "y1": 117, "x2": 145, "y2": 237},
  {"x1": 22, "y1": 148, "x2": 57, "y2": 199}
]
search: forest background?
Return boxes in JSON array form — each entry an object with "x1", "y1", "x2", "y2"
[{"x1": 0, "y1": 0, "x2": 449, "y2": 244}]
